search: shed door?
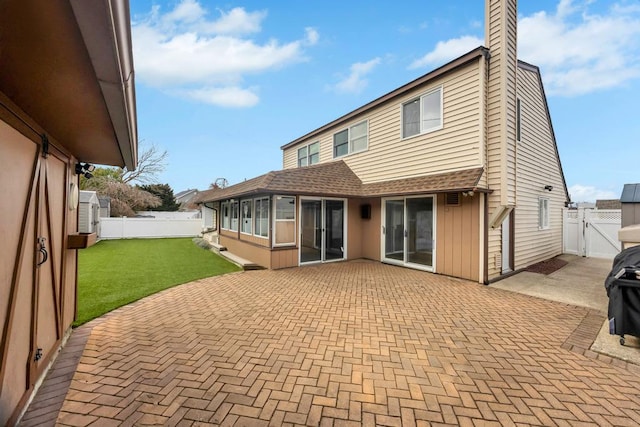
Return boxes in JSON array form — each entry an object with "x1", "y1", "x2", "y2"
[{"x1": 0, "y1": 124, "x2": 71, "y2": 424}]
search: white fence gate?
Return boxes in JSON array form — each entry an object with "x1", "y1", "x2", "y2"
[{"x1": 563, "y1": 208, "x2": 621, "y2": 259}]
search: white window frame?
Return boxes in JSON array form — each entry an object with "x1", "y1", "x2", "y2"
[
  {"x1": 333, "y1": 120, "x2": 368, "y2": 158},
  {"x1": 273, "y1": 195, "x2": 296, "y2": 246},
  {"x1": 221, "y1": 201, "x2": 230, "y2": 230},
  {"x1": 538, "y1": 197, "x2": 550, "y2": 230},
  {"x1": 253, "y1": 197, "x2": 269, "y2": 238},
  {"x1": 230, "y1": 200, "x2": 239, "y2": 231},
  {"x1": 240, "y1": 199, "x2": 252, "y2": 235},
  {"x1": 297, "y1": 141, "x2": 320, "y2": 167},
  {"x1": 401, "y1": 86, "x2": 443, "y2": 139}
]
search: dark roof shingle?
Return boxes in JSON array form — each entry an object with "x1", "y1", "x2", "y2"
[{"x1": 196, "y1": 161, "x2": 486, "y2": 203}]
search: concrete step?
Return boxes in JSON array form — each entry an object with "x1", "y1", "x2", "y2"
[
  {"x1": 211, "y1": 242, "x2": 227, "y2": 252},
  {"x1": 218, "y1": 250, "x2": 262, "y2": 271}
]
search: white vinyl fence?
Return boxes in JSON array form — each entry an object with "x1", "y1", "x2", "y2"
[
  {"x1": 101, "y1": 217, "x2": 202, "y2": 240},
  {"x1": 563, "y1": 208, "x2": 621, "y2": 259}
]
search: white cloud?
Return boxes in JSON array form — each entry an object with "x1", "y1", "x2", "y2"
[
  {"x1": 332, "y1": 58, "x2": 382, "y2": 94},
  {"x1": 410, "y1": 1, "x2": 640, "y2": 96},
  {"x1": 182, "y1": 87, "x2": 259, "y2": 108},
  {"x1": 132, "y1": 1, "x2": 316, "y2": 107},
  {"x1": 518, "y1": 1, "x2": 640, "y2": 96},
  {"x1": 305, "y1": 27, "x2": 319, "y2": 45},
  {"x1": 409, "y1": 36, "x2": 483, "y2": 69},
  {"x1": 568, "y1": 184, "x2": 618, "y2": 203}
]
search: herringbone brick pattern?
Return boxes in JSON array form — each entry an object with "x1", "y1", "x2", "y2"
[{"x1": 55, "y1": 261, "x2": 640, "y2": 426}]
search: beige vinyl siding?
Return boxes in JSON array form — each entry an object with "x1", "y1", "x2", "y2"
[
  {"x1": 282, "y1": 63, "x2": 484, "y2": 182},
  {"x1": 513, "y1": 66, "x2": 565, "y2": 269},
  {"x1": 283, "y1": 147, "x2": 297, "y2": 169},
  {"x1": 486, "y1": 0, "x2": 518, "y2": 279}
]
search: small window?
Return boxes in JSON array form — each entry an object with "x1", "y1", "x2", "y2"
[
  {"x1": 538, "y1": 197, "x2": 549, "y2": 230},
  {"x1": 402, "y1": 87, "x2": 443, "y2": 138},
  {"x1": 333, "y1": 120, "x2": 368, "y2": 158},
  {"x1": 230, "y1": 201, "x2": 239, "y2": 231},
  {"x1": 274, "y1": 195, "x2": 296, "y2": 245},
  {"x1": 254, "y1": 197, "x2": 269, "y2": 237},
  {"x1": 241, "y1": 200, "x2": 252, "y2": 234},
  {"x1": 221, "y1": 202, "x2": 230, "y2": 229},
  {"x1": 297, "y1": 142, "x2": 320, "y2": 167},
  {"x1": 516, "y1": 98, "x2": 522, "y2": 142}
]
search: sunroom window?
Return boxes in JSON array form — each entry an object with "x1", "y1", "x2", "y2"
[{"x1": 274, "y1": 196, "x2": 295, "y2": 245}]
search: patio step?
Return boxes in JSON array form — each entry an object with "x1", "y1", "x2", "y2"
[
  {"x1": 211, "y1": 242, "x2": 227, "y2": 252},
  {"x1": 219, "y1": 250, "x2": 263, "y2": 271}
]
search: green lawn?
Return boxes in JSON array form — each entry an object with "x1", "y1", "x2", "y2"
[{"x1": 75, "y1": 238, "x2": 240, "y2": 326}]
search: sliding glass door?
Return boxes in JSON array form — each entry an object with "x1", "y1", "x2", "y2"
[
  {"x1": 300, "y1": 198, "x2": 346, "y2": 264},
  {"x1": 382, "y1": 196, "x2": 434, "y2": 270}
]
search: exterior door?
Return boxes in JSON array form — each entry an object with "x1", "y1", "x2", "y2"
[
  {"x1": 0, "y1": 124, "x2": 72, "y2": 425},
  {"x1": 300, "y1": 199, "x2": 345, "y2": 264},
  {"x1": 383, "y1": 196, "x2": 435, "y2": 270}
]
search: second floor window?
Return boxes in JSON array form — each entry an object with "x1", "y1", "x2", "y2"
[
  {"x1": 298, "y1": 142, "x2": 320, "y2": 167},
  {"x1": 402, "y1": 87, "x2": 442, "y2": 138},
  {"x1": 333, "y1": 120, "x2": 368, "y2": 158}
]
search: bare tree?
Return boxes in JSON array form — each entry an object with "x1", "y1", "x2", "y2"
[
  {"x1": 80, "y1": 142, "x2": 166, "y2": 216},
  {"x1": 122, "y1": 143, "x2": 168, "y2": 185}
]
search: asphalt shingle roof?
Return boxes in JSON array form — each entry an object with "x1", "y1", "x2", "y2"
[{"x1": 196, "y1": 161, "x2": 486, "y2": 203}]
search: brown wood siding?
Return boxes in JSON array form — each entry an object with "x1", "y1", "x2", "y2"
[
  {"x1": 513, "y1": 66, "x2": 565, "y2": 269},
  {"x1": 436, "y1": 193, "x2": 481, "y2": 282},
  {"x1": 622, "y1": 205, "x2": 640, "y2": 228},
  {"x1": 271, "y1": 249, "x2": 298, "y2": 269},
  {"x1": 282, "y1": 64, "x2": 484, "y2": 184},
  {"x1": 345, "y1": 198, "x2": 380, "y2": 261},
  {"x1": 219, "y1": 236, "x2": 272, "y2": 269},
  {"x1": 347, "y1": 199, "x2": 363, "y2": 259},
  {"x1": 239, "y1": 233, "x2": 270, "y2": 248},
  {"x1": 0, "y1": 111, "x2": 76, "y2": 426}
]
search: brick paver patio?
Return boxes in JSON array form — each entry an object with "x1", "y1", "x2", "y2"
[{"x1": 25, "y1": 261, "x2": 640, "y2": 425}]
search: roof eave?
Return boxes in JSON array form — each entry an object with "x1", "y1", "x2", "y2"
[{"x1": 70, "y1": 0, "x2": 138, "y2": 170}]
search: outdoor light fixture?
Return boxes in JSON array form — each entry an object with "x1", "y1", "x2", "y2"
[
  {"x1": 544, "y1": 185, "x2": 553, "y2": 192},
  {"x1": 75, "y1": 162, "x2": 95, "y2": 179}
]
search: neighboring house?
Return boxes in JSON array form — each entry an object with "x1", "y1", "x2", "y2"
[
  {"x1": 79, "y1": 191, "x2": 101, "y2": 236},
  {"x1": 175, "y1": 188, "x2": 199, "y2": 209},
  {"x1": 98, "y1": 196, "x2": 112, "y2": 218},
  {"x1": 197, "y1": 0, "x2": 569, "y2": 283},
  {"x1": 0, "y1": 1, "x2": 137, "y2": 425},
  {"x1": 595, "y1": 199, "x2": 621, "y2": 210}
]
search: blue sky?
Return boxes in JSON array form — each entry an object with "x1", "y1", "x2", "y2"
[{"x1": 129, "y1": 0, "x2": 640, "y2": 202}]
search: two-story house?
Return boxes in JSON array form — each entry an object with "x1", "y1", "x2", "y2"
[{"x1": 198, "y1": 0, "x2": 569, "y2": 284}]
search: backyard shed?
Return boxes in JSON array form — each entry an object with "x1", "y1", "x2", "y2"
[
  {"x1": 621, "y1": 183, "x2": 640, "y2": 227},
  {"x1": 0, "y1": 0, "x2": 137, "y2": 424},
  {"x1": 79, "y1": 190, "x2": 101, "y2": 235}
]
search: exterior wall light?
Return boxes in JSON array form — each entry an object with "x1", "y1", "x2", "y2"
[{"x1": 75, "y1": 162, "x2": 95, "y2": 179}]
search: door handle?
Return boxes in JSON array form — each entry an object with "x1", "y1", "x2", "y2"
[
  {"x1": 382, "y1": 226, "x2": 385, "y2": 234},
  {"x1": 404, "y1": 229, "x2": 408, "y2": 238},
  {"x1": 37, "y1": 237, "x2": 48, "y2": 267}
]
